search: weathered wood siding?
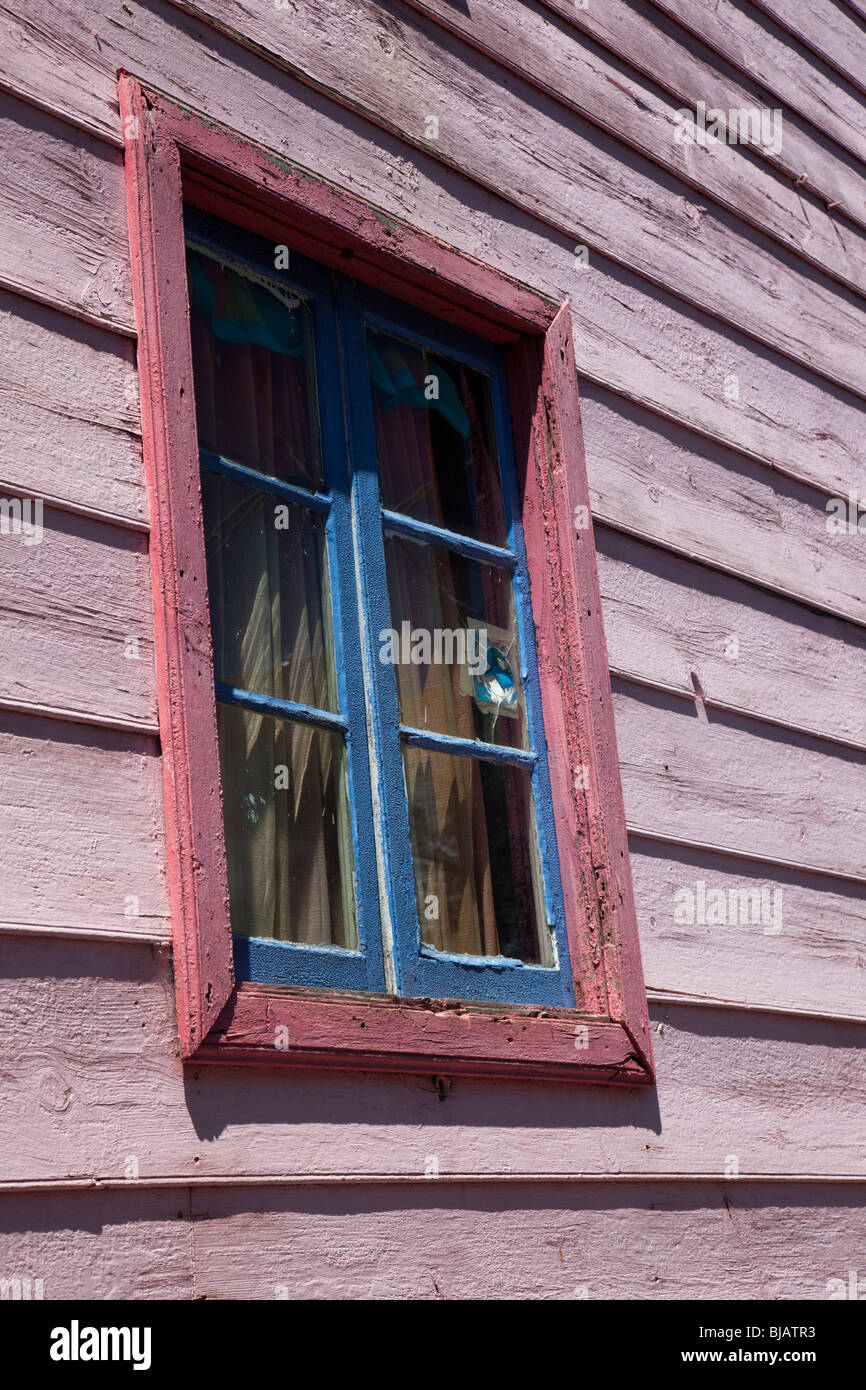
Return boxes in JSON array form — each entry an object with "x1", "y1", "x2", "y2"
[{"x1": 0, "y1": 0, "x2": 864, "y2": 1297}]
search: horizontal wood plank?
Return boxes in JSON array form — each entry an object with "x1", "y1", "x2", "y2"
[
  {"x1": 0, "y1": 1189, "x2": 192, "y2": 1298},
  {"x1": 631, "y1": 838, "x2": 866, "y2": 1018},
  {"x1": 613, "y1": 680, "x2": 866, "y2": 878},
  {"x1": 584, "y1": 388, "x2": 866, "y2": 628},
  {"x1": 596, "y1": 527, "x2": 866, "y2": 746},
  {"x1": 1, "y1": 1179, "x2": 862, "y2": 1298},
  {"x1": 190, "y1": 1182, "x2": 866, "y2": 1298},
  {"x1": 0, "y1": 291, "x2": 145, "y2": 524},
  {"x1": 0, "y1": 939, "x2": 864, "y2": 1179},
  {"x1": 0, "y1": 89, "x2": 133, "y2": 331},
  {"x1": 0, "y1": 508, "x2": 156, "y2": 727},
  {"x1": 0, "y1": 715, "x2": 169, "y2": 934}
]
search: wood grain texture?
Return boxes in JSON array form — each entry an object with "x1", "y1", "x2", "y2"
[
  {"x1": 596, "y1": 527, "x2": 866, "y2": 749},
  {"x1": 0, "y1": 291, "x2": 144, "y2": 525},
  {"x1": 402, "y1": 0, "x2": 866, "y2": 298},
  {"x1": 0, "y1": 714, "x2": 169, "y2": 934},
  {"x1": 613, "y1": 681, "x2": 866, "y2": 878},
  {"x1": 539, "y1": 0, "x2": 866, "y2": 232},
  {"x1": 0, "y1": 1189, "x2": 193, "y2": 1299},
  {"x1": 583, "y1": 386, "x2": 866, "y2": 628},
  {"x1": 569, "y1": 259, "x2": 866, "y2": 500},
  {"x1": 0, "y1": 507, "x2": 156, "y2": 727},
  {"x1": 6, "y1": 0, "x2": 866, "y2": 398},
  {"x1": 751, "y1": 0, "x2": 866, "y2": 96},
  {"x1": 512, "y1": 308, "x2": 651, "y2": 1054},
  {"x1": 0, "y1": 88, "x2": 132, "y2": 330},
  {"x1": 163, "y1": 0, "x2": 866, "y2": 397},
  {"x1": 0, "y1": 940, "x2": 864, "y2": 1180},
  {"x1": 189, "y1": 1182, "x2": 866, "y2": 1299},
  {"x1": 4, "y1": 2, "x2": 863, "y2": 498},
  {"x1": 650, "y1": 0, "x2": 866, "y2": 173},
  {"x1": 1, "y1": 1181, "x2": 862, "y2": 1299},
  {"x1": 631, "y1": 838, "x2": 866, "y2": 1018},
  {"x1": 121, "y1": 77, "x2": 234, "y2": 1055}
]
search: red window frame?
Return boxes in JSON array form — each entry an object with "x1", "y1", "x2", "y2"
[{"x1": 119, "y1": 74, "x2": 653, "y2": 1084}]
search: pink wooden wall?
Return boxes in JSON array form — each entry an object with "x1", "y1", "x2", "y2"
[{"x1": 0, "y1": 0, "x2": 864, "y2": 1297}]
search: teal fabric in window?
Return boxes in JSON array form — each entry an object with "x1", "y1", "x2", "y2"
[
  {"x1": 367, "y1": 337, "x2": 470, "y2": 439},
  {"x1": 186, "y1": 247, "x2": 305, "y2": 357}
]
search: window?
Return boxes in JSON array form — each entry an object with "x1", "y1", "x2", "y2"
[
  {"x1": 185, "y1": 209, "x2": 575, "y2": 1010},
  {"x1": 122, "y1": 75, "x2": 653, "y2": 1082}
]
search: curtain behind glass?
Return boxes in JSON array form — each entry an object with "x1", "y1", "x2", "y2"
[
  {"x1": 189, "y1": 249, "x2": 353, "y2": 948},
  {"x1": 372, "y1": 342, "x2": 502, "y2": 957}
]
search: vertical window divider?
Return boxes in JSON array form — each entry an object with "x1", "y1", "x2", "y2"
[
  {"x1": 307, "y1": 271, "x2": 388, "y2": 993},
  {"x1": 336, "y1": 278, "x2": 422, "y2": 997}
]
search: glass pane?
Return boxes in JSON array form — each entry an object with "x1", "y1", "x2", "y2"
[
  {"x1": 368, "y1": 329, "x2": 507, "y2": 546},
  {"x1": 218, "y1": 703, "x2": 357, "y2": 949},
  {"x1": 404, "y1": 746, "x2": 550, "y2": 963},
  {"x1": 383, "y1": 536, "x2": 526, "y2": 749},
  {"x1": 202, "y1": 470, "x2": 337, "y2": 711},
  {"x1": 187, "y1": 246, "x2": 321, "y2": 487}
]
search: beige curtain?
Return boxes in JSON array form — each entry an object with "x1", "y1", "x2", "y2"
[
  {"x1": 190, "y1": 250, "x2": 352, "y2": 948},
  {"x1": 373, "y1": 347, "x2": 501, "y2": 956}
]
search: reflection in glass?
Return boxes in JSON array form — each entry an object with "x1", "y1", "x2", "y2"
[
  {"x1": 368, "y1": 329, "x2": 507, "y2": 546},
  {"x1": 187, "y1": 245, "x2": 321, "y2": 487}
]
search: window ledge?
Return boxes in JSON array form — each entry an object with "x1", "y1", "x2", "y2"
[{"x1": 195, "y1": 983, "x2": 653, "y2": 1084}]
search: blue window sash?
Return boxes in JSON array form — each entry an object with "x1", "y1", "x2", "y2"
[
  {"x1": 186, "y1": 208, "x2": 574, "y2": 1007},
  {"x1": 185, "y1": 208, "x2": 386, "y2": 994},
  {"x1": 337, "y1": 281, "x2": 575, "y2": 1008}
]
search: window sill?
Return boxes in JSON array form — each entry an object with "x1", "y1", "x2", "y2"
[{"x1": 193, "y1": 983, "x2": 654, "y2": 1084}]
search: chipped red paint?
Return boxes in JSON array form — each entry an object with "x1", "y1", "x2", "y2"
[
  {"x1": 511, "y1": 307, "x2": 652, "y2": 1068},
  {"x1": 198, "y1": 985, "x2": 649, "y2": 1084},
  {"x1": 119, "y1": 74, "x2": 652, "y2": 1083},
  {"x1": 119, "y1": 77, "x2": 233, "y2": 1057}
]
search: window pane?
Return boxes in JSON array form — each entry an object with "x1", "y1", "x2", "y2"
[
  {"x1": 368, "y1": 329, "x2": 507, "y2": 545},
  {"x1": 202, "y1": 470, "x2": 336, "y2": 711},
  {"x1": 187, "y1": 246, "x2": 321, "y2": 487},
  {"x1": 404, "y1": 746, "x2": 550, "y2": 963},
  {"x1": 218, "y1": 703, "x2": 357, "y2": 949},
  {"x1": 383, "y1": 536, "x2": 527, "y2": 749}
]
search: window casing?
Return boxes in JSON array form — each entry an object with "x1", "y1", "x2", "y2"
[{"x1": 121, "y1": 75, "x2": 653, "y2": 1083}]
